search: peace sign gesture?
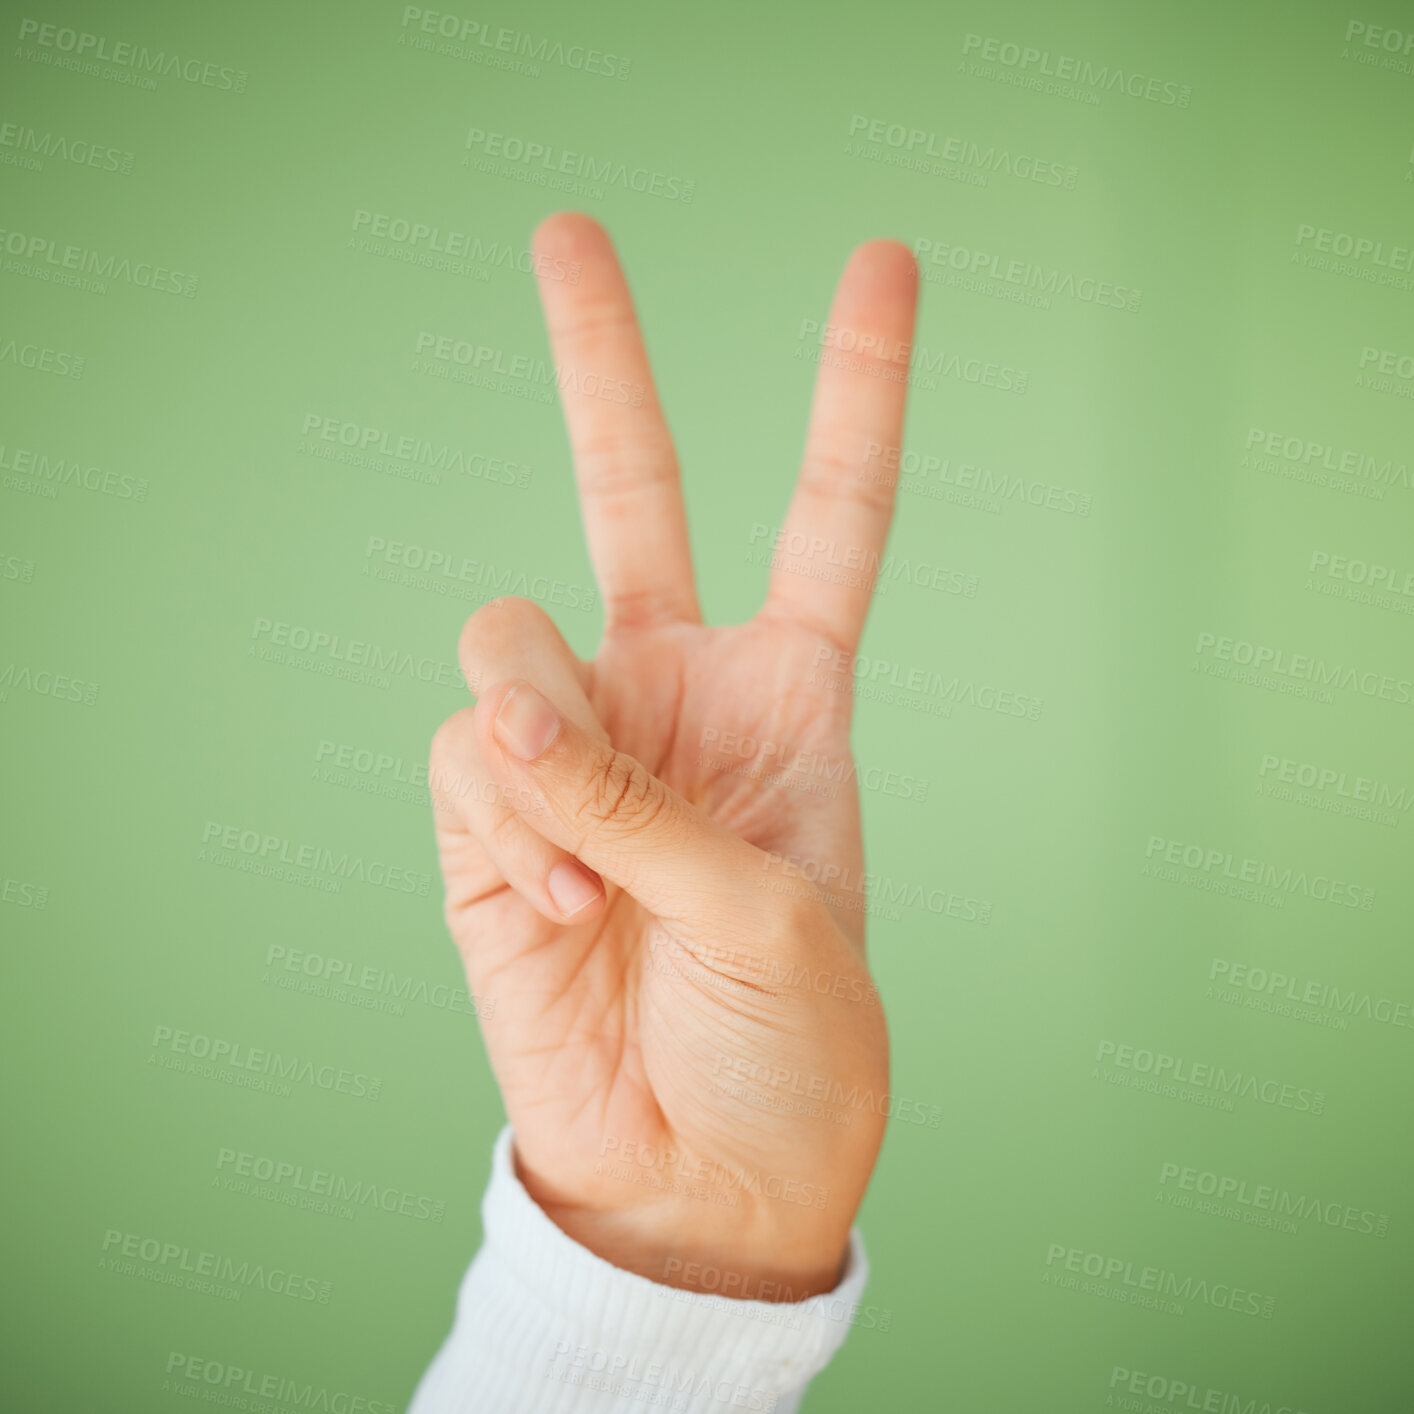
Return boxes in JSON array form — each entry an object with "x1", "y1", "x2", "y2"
[{"x1": 430, "y1": 212, "x2": 920, "y2": 1298}]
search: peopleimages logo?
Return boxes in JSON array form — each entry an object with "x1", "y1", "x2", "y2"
[
  {"x1": 201, "y1": 821, "x2": 433, "y2": 896},
  {"x1": 15, "y1": 18, "x2": 249, "y2": 91},
  {"x1": 1258, "y1": 751, "x2": 1412, "y2": 819},
  {"x1": 796, "y1": 317, "x2": 1030, "y2": 394},
  {"x1": 762, "y1": 849, "x2": 992, "y2": 924},
  {"x1": 0, "y1": 120, "x2": 135, "y2": 173},
  {"x1": 1158, "y1": 1161, "x2": 1390, "y2": 1238},
  {"x1": 399, "y1": 7, "x2": 630, "y2": 80},
  {"x1": 149, "y1": 1024, "x2": 383, "y2": 1102},
  {"x1": 0, "y1": 339, "x2": 85, "y2": 378},
  {"x1": 100, "y1": 1229, "x2": 331, "y2": 1303},
  {"x1": 0, "y1": 662, "x2": 99, "y2": 706},
  {"x1": 747, "y1": 522, "x2": 978, "y2": 598},
  {"x1": 696, "y1": 726, "x2": 929, "y2": 804},
  {"x1": 1192, "y1": 630, "x2": 1413, "y2": 706},
  {"x1": 0, "y1": 226, "x2": 199, "y2": 295},
  {"x1": 1210, "y1": 958, "x2": 1414, "y2": 1033},
  {"x1": 960, "y1": 33, "x2": 1192, "y2": 105},
  {"x1": 163, "y1": 1352, "x2": 395, "y2": 1412},
  {"x1": 350, "y1": 208, "x2": 580, "y2": 281},
  {"x1": 1094, "y1": 1040, "x2": 1325, "y2": 1114},
  {"x1": 414, "y1": 330, "x2": 645, "y2": 404},
  {"x1": 844, "y1": 114, "x2": 1078, "y2": 187},
  {"x1": 1044, "y1": 1244, "x2": 1274, "y2": 1318},
  {"x1": 1143, "y1": 834, "x2": 1376, "y2": 910},
  {"x1": 249, "y1": 616, "x2": 468, "y2": 691},
  {"x1": 0, "y1": 441, "x2": 146, "y2": 498},
  {"x1": 365, "y1": 535, "x2": 597, "y2": 612},
  {"x1": 1244, "y1": 426, "x2": 1411, "y2": 493},
  {"x1": 597, "y1": 1135, "x2": 828, "y2": 1211},
  {"x1": 1108, "y1": 1366, "x2": 1308, "y2": 1414},
  {"x1": 709, "y1": 1053, "x2": 942, "y2": 1127},
  {"x1": 863, "y1": 440, "x2": 1094, "y2": 516},
  {"x1": 215, "y1": 1148, "x2": 447, "y2": 1223},
  {"x1": 463, "y1": 127, "x2": 693, "y2": 201},
  {"x1": 300, "y1": 412, "x2": 531, "y2": 488},
  {"x1": 264, "y1": 942, "x2": 494, "y2": 1019},
  {"x1": 1294, "y1": 223, "x2": 1414, "y2": 273},
  {"x1": 808, "y1": 643, "x2": 1044, "y2": 719},
  {"x1": 912, "y1": 235, "x2": 1142, "y2": 311}
]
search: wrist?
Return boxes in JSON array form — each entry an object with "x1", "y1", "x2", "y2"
[{"x1": 513, "y1": 1145, "x2": 853, "y2": 1301}]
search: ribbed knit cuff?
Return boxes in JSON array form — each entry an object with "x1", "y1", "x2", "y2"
[{"x1": 408, "y1": 1125, "x2": 870, "y2": 1414}]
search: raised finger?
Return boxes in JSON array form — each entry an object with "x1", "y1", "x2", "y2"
[
  {"x1": 532, "y1": 211, "x2": 700, "y2": 632},
  {"x1": 760, "y1": 239, "x2": 919, "y2": 655}
]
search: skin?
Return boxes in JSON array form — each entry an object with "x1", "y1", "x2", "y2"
[{"x1": 430, "y1": 211, "x2": 920, "y2": 1300}]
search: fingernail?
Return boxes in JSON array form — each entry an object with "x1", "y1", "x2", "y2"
[
  {"x1": 548, "y1": 859, "x2": 602, "y2": 917},
  {"x1": 495, "y1": 682, "x2": 561, "y2": 760}
]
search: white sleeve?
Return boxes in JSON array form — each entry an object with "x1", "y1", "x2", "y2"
[{"x1": 408, "y1": 1125, "x2": 870, "y2": 1414}]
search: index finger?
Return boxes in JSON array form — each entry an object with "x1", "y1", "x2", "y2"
[{"x1": 532, "y1": 212, "x2": 701, "y2": 633}]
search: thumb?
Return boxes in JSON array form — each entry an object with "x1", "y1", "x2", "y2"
[{"x1": 474, "y1": 677, "x2": 761, "y2": 924}]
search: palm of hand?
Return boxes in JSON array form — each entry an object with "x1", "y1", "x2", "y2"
[{"x1": 446, "y1": 618, "x2": 867, "y2": 1205}]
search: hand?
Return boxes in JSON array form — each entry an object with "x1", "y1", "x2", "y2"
[{"x1": 430, "y1": 212, "x2": 919, "y2": 1300}]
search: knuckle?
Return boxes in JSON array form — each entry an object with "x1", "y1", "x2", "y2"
[
  {"x1": 486, "y1": 805, "x2": 522, "y2": 850},
  {"x1": 799, "y1": 443, "x2": 895, "y2": 512},
  {"x1": 574, "y1": 430, "x2": 678, "y2": 496},
  {"x1": 550, "y1": 301, "x2": 638, "y2": 347},
  {"x1": 576, "y1": 750, "x2": 664, "y2": 835}
]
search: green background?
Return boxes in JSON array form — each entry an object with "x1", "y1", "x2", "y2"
[{"x1": 2, "y1": 0, "x2": 1411, "y2": 1408}]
